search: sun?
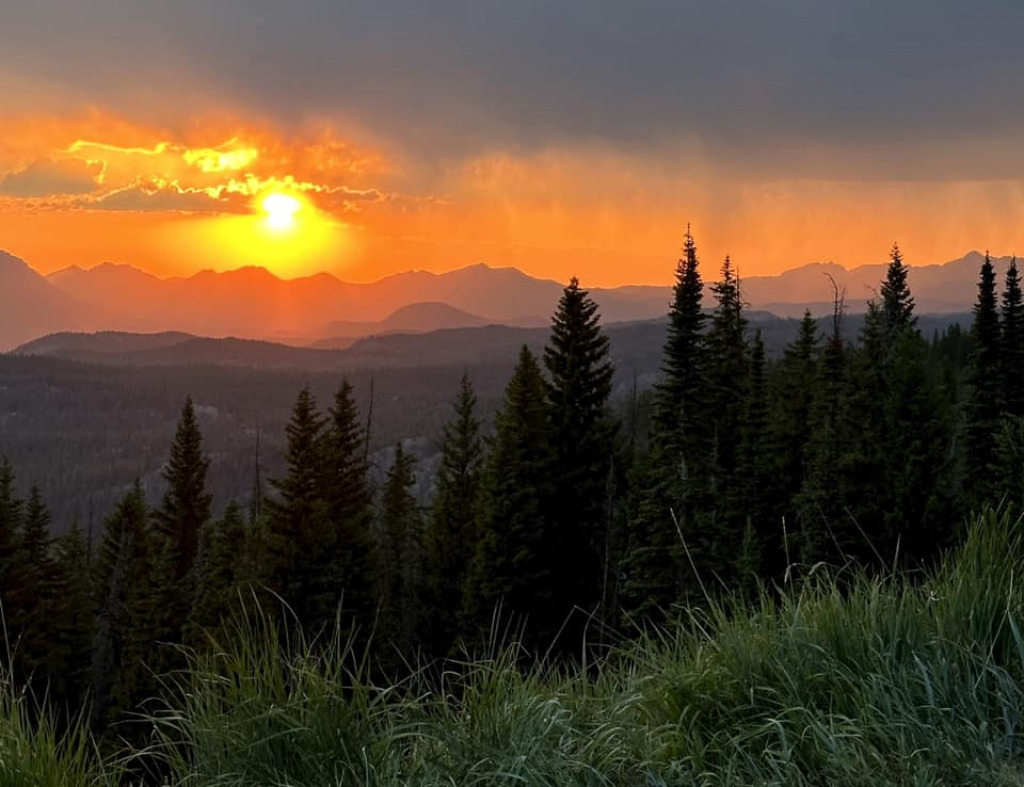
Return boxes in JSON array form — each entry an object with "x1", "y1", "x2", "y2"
[{"x1": 261, "y1": 192, "x2": 301, "y2": 231}]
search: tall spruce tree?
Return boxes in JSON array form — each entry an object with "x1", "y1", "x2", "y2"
[
  {"x1": 0, "y1": 459, "x2": 23, "y2": 622},
  {"x1": 624, "y1": 232, "x2": 706, "y2": 619},
  {"x1": 880, "y1": 242, "x2": 917, "y2": 339},
  {"x1": 737, "y1": 330, "x2": 770, "y2": 582},
  {"x1": 315, "y1": 381, "x2": 377, "y2": 634},
  {"x1": 186, "y1": 500, "x2": 247, "y2": 645},
  {"x1": 840, "y1": 300, "x2": 888, "y2": 558},
  {"x1": 14, "y1": 486, "x2": 54, "y2": 681},
  {"x1": 91, "y1": 482, "x2": 151, "y2": 727},
  {"x1": 153, "y1": 397, "x2": 212, "y2": 580},
  {"x1": 771, "y1": 311, "x2": 820, "y2": 559},
  {"x1": 151, "y1": 396, "x2": 212, "y2": 650},
  {"x1": 703, "y1": 256, "x2": 749, "y2": 579},
  {"x1": 48, "y1": 522, "x2": 94, "y2": 711},
  {"x1": 652, "y1": 228, "x2": 707, "y2": 446},
  {"x1": 464, "y1": 346, "x2": 555, "y2": 650},
  {"x1": 797, "y1": 302, "x2": 849, "y2": 565},
  {"x1": 263, "y1": 386, "x2": 327, "y2": 619},
  {"x1": 543, "y1": 277, "x2": 615, "y2": 631},
  {"x1": 1002, "y1": 257, "x2": 1024, "y2": 418},
  {"x1": 847, "y1": 246, "x2": 948, "y2": 565},
  {"x1": 422, "y1": 372, "x2": 483, "y2": 657},
  {"x1": 379, "y1": 443, "x2": 421, "y2": 651},
  {"x1": 965, "y1": 253, "x2": 1002, "y2": 505}
]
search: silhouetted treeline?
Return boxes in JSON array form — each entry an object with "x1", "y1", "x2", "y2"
[{"x1": 2, "y1": 234, "x2": 1022, "y2": 739}]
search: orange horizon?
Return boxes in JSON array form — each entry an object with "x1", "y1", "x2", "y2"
[{"x1": 2, "y1": 111, "x2": 1024, "y2": 288}]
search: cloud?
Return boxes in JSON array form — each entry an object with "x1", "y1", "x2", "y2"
[
  {"x1": 182, "y1": 145, "x2": 259, "y2": 173},
  {"x1": 87, "y1": 182, "x2": 250, "y2": 214},
  {"x1": 0, "y1": 113, "x2": 399, "y2": 222},
  {"x1": 4, "y1": 1, "x2": 1024, "y2": 179},
  {"x1": 0, "y1": 157, "x2": 103, "y2": 197}
]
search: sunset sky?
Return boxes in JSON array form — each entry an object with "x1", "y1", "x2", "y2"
[{"x1": 3, "y1": 1, "x2": 1024, "y2": 286}]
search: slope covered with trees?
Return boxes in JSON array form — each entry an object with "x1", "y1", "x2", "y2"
[{"x1": 2, "y1": 234, "x2": 1023, "y2": 782}]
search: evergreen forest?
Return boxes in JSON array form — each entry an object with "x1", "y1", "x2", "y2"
[{"x1": 5, "y1": 235, "x2": 1024, "y2": 785}]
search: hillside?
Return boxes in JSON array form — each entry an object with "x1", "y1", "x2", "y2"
[
  {"x1": 12, "y1": 311, "x2": 970, "y2": 371},
  {"x1": 16, "y1": 330, "x2": 197, "y2": 357}
]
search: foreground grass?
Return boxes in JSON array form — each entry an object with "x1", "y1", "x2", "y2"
[
  {"x1": 7, "y1": 512, "x2": 1024, "y2": 785},
  {"x1": 0, "y1": 679, "x2": 120, "y2": 787}
]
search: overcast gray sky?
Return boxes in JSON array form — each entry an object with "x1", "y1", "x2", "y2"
[{"x1": 4, "y1": 0, "x2": 1023, "y2": 177}]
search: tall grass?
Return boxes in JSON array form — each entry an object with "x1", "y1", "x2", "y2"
[
  {"x1": 0, "y1": 667, "x2": 118, "y2": 787},
  {"x1": 8, "y1": 511, "x2": 1024, "y2": 785}
]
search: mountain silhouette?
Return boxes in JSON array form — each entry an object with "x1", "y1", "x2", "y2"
[
  {"x1": 37, "y1": 260, "x2": 672, "y2": 345},
  {"x1": 315, "y1": 302, "x2": 495, "y2": 348},
  {"x1": 0, "y1": 250, "x2": 1006, "y2": 351},
  {"x1": 0, "y1": 251, "x2": 100, "y2": 349}
]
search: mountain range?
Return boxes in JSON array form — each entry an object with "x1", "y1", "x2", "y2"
[{"x1": 0, "y1": 248, "x2": 1005, "y2": 351}]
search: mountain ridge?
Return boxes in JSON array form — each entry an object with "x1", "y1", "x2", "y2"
[{"x1": 0, "y1": 248, "x2": 1006, "y2": 351}]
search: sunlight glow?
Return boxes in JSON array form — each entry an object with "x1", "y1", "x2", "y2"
[
  {"x1": 164, "y1": 192, "x2": 354, "y2": 279},
  {"x1": 262, "y1": 192, "x2": 301, "y2": 231}
]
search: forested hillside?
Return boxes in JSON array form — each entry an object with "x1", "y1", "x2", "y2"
[
  {"x1": 1, "y1": 310, "x2": 968, "y2": 530},
  {"x1": 2, "y1": 234, "x2": 1024, "y2": 783}
]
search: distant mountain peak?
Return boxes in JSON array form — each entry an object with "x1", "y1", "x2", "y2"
[
  {"x1": 191, "y1": 265, "x2": 282, "y2": 282},
  {"x1": 49, "y1": 264, "x2": 88, "y2": 275},
  {"x1": 0, "y1": 249, "x2": 31, "y2": 269},
  {"x1": 47, "y1": 261, "x2": 160, "y2": 284},
  {"x1": 94, "y1": 261, "x2": 142, "y2": 271},
  {"x1": 383, "y1": 301, "x2": 488, "y2": 326}
]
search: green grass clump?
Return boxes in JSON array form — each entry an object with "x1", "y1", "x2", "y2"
[
  {"x1": 9, "y1": 511, "x2": 1024, "y2": 785},
  {"x1": 627, "y1": 521, "x2": 1024, "y2": 785},
  {"x1": 0, "y1": 669, "x2": 116, "y2": 787}
]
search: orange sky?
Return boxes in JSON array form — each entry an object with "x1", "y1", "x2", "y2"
[{"x1": 2, "y1": 109, "x2": 1023, "y2": 286}]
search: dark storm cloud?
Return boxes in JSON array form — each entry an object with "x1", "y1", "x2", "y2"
[{"x1": 4, "y1": 0, "x2": 1024, "y2": 176}]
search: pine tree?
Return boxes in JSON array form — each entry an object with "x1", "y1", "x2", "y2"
[
  {"x1": 153, "y1": 397, "x2": 212, "y2": 580},
  {"x1": 464, "y1": 346, "x2": 555, "y2": 650},
  {"x1": 422, "y1": 372, "x2": 483, "y2": 657},
  {"x1": 840, "y1": 301, "x2": 888, "y2": 554},
  {"x1": 652, "y1": 228, "x2": 707, "y2": 446},
  {"x1": 379, "y1": 443, "x2": 421, "y2": 651},
  {"x1": 543, "y1": 277, "x2": 615, "y2": 632},
  {"x1": 771, "y1": 311, "x2": 820, "y2": 552},
  {"x1": 151, "y1": 397, "x2": 212, "y2": 644},
  {"x1": 186, "y1": 500, "x2": 247, "y2": 645},
  {"x1": 0, "y1": 459, "x2": 23, "y2": 621},
  {"x1": 844, "y1": 247, "x2": 949, "y2": 565},
  {"x1": 880, "y1": 242, "x2": 917, "y2": 339},
  {"x1": 48, "y1": 522, "x2": 94, "y2": 711},
  {"x1": 91, "y1": 482, "x2": 151, "y2": 727},
  {"x1": 965, "y1": 253, "x2": 1002, "y2": 504},
  {"x1": 623, "y1": 231, "x2": 707, "y2": 619},
  {"x1": 316, "y1": 381, "x2": 377, "y2": 635},
  {"x1": 703, "y1": 256, "x2": 749, "y2": 579},
  {"x1": 797, "y1": 302, "x2": 850, "y2": 565},
  {"x1": 737, "y1": 330, "x2": 771, "y2": 581},
  {"x1": 1001, "y1": 257, "x2": 1024, "y2": 418},
  {"x1": 14, "y1": 486, "x2": 54, "y2": 681},
  {"x1": 262, "y1": 386, "x2": 327, "y2": 618}
]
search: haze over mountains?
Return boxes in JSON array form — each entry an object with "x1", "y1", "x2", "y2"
[{"x1": 0, "y1": 248, "x2": 1005, "y2": 351}]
